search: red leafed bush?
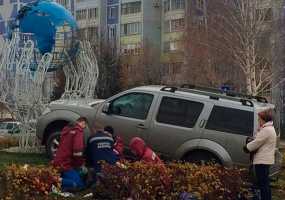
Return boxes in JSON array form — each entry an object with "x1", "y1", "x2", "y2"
[
  {"x1": 94, "y1": 161, "x2": 250, "y2": 200},
  {"x1": 0, "y1": 164, "x2": 60, "y2": 200}
]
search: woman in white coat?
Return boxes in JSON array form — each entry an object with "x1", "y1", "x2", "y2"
[{"x1": 244, "y1": 109, "x2": 276, "y2": 200}]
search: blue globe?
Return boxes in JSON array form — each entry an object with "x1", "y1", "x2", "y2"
[{"x1": 16, "y1": 0, "x2": 78, "y2": 66}]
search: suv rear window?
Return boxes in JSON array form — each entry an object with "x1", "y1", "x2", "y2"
[
  {"x1": 156, "y1": 97, "x2": 204, "y2": 128},
  {"x1": 205, "y1": 106, "x2": 253, "y2": 136}
]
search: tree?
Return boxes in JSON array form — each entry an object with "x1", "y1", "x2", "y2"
[
  {"x1": 119, "y1": 40, "x2": 162, "y2": 89},
  {"x1": 76, "y1": 25, "x2": 121, "y2": 98},
  {"x1": 207, "y1": 0, "x2": 275, "y2": 95},
  {"x1": 184, "y1": 0, "x2": 275, "y2": 95}
]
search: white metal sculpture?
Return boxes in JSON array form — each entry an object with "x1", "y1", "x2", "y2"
[
  {"x1": 62, "y1": 41, "x2": 99, "y2": 100},
  {"x1": 0, "y1": 28, "x2": 99, "y2": 152},
  {"x1": 0, "y1": 31, "x2": 52, "y2": 151}
]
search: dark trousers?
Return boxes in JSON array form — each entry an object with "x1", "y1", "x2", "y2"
[{"x1": 254, "y1": 164, "x2": 271, "y2": 200}]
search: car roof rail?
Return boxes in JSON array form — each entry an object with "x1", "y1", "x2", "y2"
[
  {"x1": 180, "y1": 84, "x2": 267, "y2": 103},
  {"x1": 179, "y1": 84, "x2": 254, "y2": 107},
  {"x1": 181, "y1": 84, "x2": 224, "y2": 94},
  {"x1": 160, "y1": 86, "x2": 177, "y2": 93}
]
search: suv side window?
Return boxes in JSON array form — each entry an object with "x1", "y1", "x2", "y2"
[
  {"x1": 0, "y1": 123, "x2": 6, "y2": 129},
  {"x1": 156, "y1": 97, "x2": 204, "y2": 128},
  {"x1": 111, "y1": 92, "x2": 154, "y2": 120},
  {"x1": 6, "y1": 123, "x2": 13, "y2": 130},
  {"x1": 205, "y1": 105, "x2": 253, "y2": 136}
]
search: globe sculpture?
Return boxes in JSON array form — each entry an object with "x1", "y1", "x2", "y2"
[{"x1": 16, "y1": 0, "x2": 78, "y2": 70}]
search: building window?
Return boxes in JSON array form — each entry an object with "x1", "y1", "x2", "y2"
[
  {"x1": 78, "y1": 27, "x2": 98, "y2": 40},
  {"x1": 121, "y1": 43, "x2": 141, "y2": 55},
  {"x1": 171, "y1": 0, "x2": 185, "y2": 10},
  {"x1": 88, "y1": 8, "x2": 98, "y2": 19},
  {"x1": 108, "y1": 25, "x2": 117, "y2": 39},
  {"x1": 164, "y1": 0, "x2": 170, "y2": 12},
  {"x1": 76, "y1": 9, "x2": 87, "y2": 20},
  {"x1": 57, "y1": 0, "x2": 69, "y2": 8},
  {"x1": 121, "y1": 1, "x2": 141, "y2": 15},
  {"x1": 196, "y1": 0, "x2": 204, "y2": 10},
  {"x1": 164, "y1": 41, "x2": 181, "y2": 52},
  {"x1": 108, "y1": 6, "x2": 118, "y2": 18},
  {"x1": 87, "y1": 26, "x2": 98, "y2": 39},
  {"x1": 164, "y1": 18, "x2": 184, "y2": 32},
  {"x1": 121, "y1": 22, "x2": 141, "y2": 36}
]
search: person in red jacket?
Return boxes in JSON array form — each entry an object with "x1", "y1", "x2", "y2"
[
  {"x1": 52, "y1": 117, "x2": 87, "y2": 191},
  {"x1": 129, "y1": 137, "x2": 163, "y2": 164},
  {"x1": 129, "y1": 137, "x2": 170, "y2": 186}
]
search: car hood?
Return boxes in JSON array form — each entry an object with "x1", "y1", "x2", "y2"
[{"x1": 49, "y1": 98, "x2": 105, "y2": 110}]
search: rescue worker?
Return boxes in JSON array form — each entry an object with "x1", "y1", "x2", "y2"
[
  {"x1": 129, "y1": 137, "x2": 164, "y2": 164},
  {"x1": 85, "y1": 126, "x2": 121, "y2": 185},
  {"x1": 129, "y1": 137, "x2": 170, "y2": 187},
  {"x1": 103, "y1": 125, "x2": 124, "y2": 158},
  {"x1": 52, "y1": 117, "x2": 88, "y2": 191}
]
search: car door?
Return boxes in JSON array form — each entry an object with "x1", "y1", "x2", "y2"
[
  {"x1": 203, "y1": 103, "x2": 254, "y2": 165},
  {"x1": 95, "y1": 91, "x2": 156, "y2": 145},
  {"x1": 148, "y1": 94, "x2": 208, "y2": 158}
]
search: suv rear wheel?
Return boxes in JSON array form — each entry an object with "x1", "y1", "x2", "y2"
[
  {"x1": 46, "y1": 131, "x2": 61, "y2": 159},
  {"x1": 184, "y1": 150, "x2": 221, "y2": 165}
]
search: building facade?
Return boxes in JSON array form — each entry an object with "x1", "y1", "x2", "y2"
[{"x1": 0, "y1": 0, "x2": 37, "y2": 37}]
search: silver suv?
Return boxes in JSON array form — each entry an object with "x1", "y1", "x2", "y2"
[{"x1": 36, "y1": 85, "x2": 282, "y2": 174}]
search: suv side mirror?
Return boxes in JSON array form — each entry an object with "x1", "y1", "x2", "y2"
[{"x1": 102, "y1": 103, "x2": 111, "y2": 114}]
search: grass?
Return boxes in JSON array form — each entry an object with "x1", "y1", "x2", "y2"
[{"x1": 0, "y1": 151, "x2": 49, "y2": 170}]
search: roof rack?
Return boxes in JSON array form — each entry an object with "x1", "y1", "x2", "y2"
[
  {"x1": 180, "y1": 84, "x2": 268, "y2": 103},
  {"x1": 160, "y1": 84, "x2": 266, "y2": 107}
]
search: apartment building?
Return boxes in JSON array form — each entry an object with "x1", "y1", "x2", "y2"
[
  {"x1": 161, "y1": 0, "x2": 186, "y2": 81},
  {"x1": 107, "y1": 0, "x2": 120, "y2": 54},
  {"x1": 0, "y1": 0, "x2": 37, "y2": 38},
  {"x1": 119, "y1": 0, "x2": 161, "y2": 56},
  {"x1": 56, "y1": 0, "x2": 75, "y2": 14},
  {"x1": 74, "y1": 0, "x2": 106, "y2": 43}
]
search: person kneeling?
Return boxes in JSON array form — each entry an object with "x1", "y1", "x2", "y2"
[{"x1": 85, "y1": 126, "x2": 122, "y2": 186}]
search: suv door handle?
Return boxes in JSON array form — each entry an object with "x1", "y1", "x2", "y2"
[{"x1": 137, "y1": 124, "x2": 147, "y2": 129}]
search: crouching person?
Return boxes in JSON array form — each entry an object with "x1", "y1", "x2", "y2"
[
  {"x1": 129, "y1": 137, "x2": 170, "y2": 187},
  {"x1": 129, "y1": 137, "x2": 163, "y2": 165},
  {"x1": 85, "y1": 125, "x2": 121, "y2": 186},
  {"x1": 52, "y1": 117, "x2": 87, "y2": 192}
]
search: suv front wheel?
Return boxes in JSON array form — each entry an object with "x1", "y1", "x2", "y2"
[{"x1": 46, "y1": 131, "x2": 61, "y2": 159}]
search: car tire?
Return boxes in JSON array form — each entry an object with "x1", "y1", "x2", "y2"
[
  {"x1": 184, "y1": 151, "x2": 221, "y2": 165},
  {"x1": 46, "y1": 131, "x2": 61, "y2": 159}
]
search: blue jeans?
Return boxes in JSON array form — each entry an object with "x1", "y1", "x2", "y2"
[
  {"x1": 61, "y1": 169, "x2": 85, "y2": 191},
  {"x1": 254, "y1": 164, "x2": 271, "y2": 200}
]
